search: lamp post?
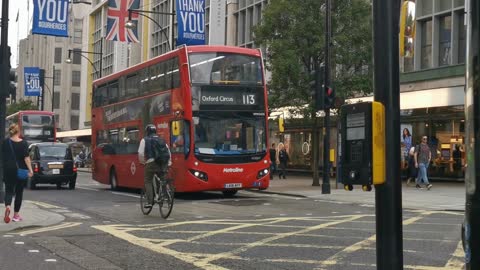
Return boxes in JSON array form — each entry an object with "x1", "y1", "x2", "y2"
[
  {"x1": 65, "y1": 47, "x2": 103, "y2": 78},
  {"x1": 125, "y1": 8, "x2": 176, "y2": 51}
]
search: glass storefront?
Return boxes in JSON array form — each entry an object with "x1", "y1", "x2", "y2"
[
  {"x1": 401, "y1": 105, "x2": 465, "y2": 179},
  {"x1": 269, "y1": 105, "x2": 464, "y2": 179}
]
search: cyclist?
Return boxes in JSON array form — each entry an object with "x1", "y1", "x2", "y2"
[{"x1": 138, "y1": 124, "x2": 172, "y2": 208}]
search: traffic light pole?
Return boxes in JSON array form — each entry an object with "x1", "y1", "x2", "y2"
[
  {"x1": 322, "y1": 0, "x2": 331, "y2": 194},
  {"x1": 373, "y1": 0, "x2": 403, "y2": 269},
  {"x1": 464, "y1": 0, "x2": 480, "y2": 268},
  {"x1": 0, "y1": 0, "x2": 10, "y2": 203}
]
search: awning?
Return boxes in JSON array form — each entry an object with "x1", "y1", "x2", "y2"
[
  {"x1": 347, "y1": 86, "x2": 465, "y2": 110},
  {"x1": 57, "y1": 129, "x2": 91, "y2": 138}
]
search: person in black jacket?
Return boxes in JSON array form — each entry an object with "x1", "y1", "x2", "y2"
[
  {"x1": 278, "y1": 144, "x2": 289, "y2": 179},
  {"x1": 2, "y1": 124, "x2": 33, "y2": 223},
  {"x1": 269, "y1": 143, "x2": 277, "y2": 179}
]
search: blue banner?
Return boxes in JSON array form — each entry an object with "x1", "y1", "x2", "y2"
[
  {"x1": 176, "y1": 0, "x2": 206, "y2": 46},
  {"x1": 24, "y1": 67, "x2": 42, "y2": 97},
  {"x1": 32, "y1": 0, "x2": 69, "y2": 37}
]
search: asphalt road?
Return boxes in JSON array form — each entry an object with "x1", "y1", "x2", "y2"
[{"x1": 0, "y1": 172, "x2": 465, "y2": 270}]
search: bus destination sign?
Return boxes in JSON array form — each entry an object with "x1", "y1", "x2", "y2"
[{"x1": 200, "y1": 93, "x2": 257, "y2": 106}]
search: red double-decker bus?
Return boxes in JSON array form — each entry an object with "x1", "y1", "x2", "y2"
[
  {"x1": 5, "y1": 110, "x2": 56, "y2": 143},
  {"x1": 91, "y1": 45, "x2": 270, "y2": 195}
]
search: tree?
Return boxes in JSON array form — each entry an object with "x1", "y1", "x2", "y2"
[
  {"x1": 7, "y1": 99, "x2": 38, "y2": 115},
  {"x1": 254, "y1": 0, "x2": 372, "y2": 112}
]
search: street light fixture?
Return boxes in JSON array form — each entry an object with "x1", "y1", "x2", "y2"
[
  {"x1": 65, "y1": 47, "x2": 103, "y2": 78},
  {"x1": 125, "y1": 9, "x2": 176, "y2": 51}
]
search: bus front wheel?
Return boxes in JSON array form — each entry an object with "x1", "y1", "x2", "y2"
[
  {"x1": 222, "y1": 190, "x2": 238, "y2": 197},
  {"x1": 110, "y1": 169, "x2": 118, "y2": 191}
]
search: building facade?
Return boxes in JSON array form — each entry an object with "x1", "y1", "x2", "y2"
[{"x1": 17, "y1": 5, "x2": 90, "y2": 131}]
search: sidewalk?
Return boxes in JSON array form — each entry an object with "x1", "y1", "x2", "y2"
[
  {"x1": 253, "y1": 175, "x2": 465, "y2": 211},
  {"x1": 0, "y1": 201, "x2": 65, "y2": 233}
]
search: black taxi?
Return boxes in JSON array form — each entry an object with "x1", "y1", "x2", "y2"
[{"x1": 28, "y1": 142, "x2": 77, "y2": 190}]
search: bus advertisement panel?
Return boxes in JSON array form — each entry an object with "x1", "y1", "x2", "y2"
[
  {"x1": 5, "y1": 111, "x2": 56, "y2": 143},
  {"x1": 91, "y1": 46, "x2": 270, "y2": 195}
]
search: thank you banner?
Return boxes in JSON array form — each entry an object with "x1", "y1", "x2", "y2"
[
  {"x1": 176, "y1": 0, "x2": 206, "y2": 46},
  {"x1": 24, "y1": 67, "x2": 42, "y2": 97},
  {"x1": 32, "y1": 0, "x2": 69, "y2": 37}
]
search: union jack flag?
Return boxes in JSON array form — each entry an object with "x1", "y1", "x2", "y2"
[{"x1": 106, "y1": 0, "x2": 141, "y2": 43}]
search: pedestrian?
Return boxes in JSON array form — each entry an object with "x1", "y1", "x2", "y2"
[
  {"x1": 406, "y1": 146, "x2": 417, "y2": 186},
  {"x1": 453, "y1": 144, "x2": 462, "y2": 172},
  {"x1": 402, "y1": 128, "x2": 412, "y2": 168},
  {"x1": 269, "y1": 143, "x2": 277, "y2": 179},
  {"x1": 2, "y1": 124, "x2": 33, "y2": 223},
  {"x1": 414, "y1": 135, "x2": 433, "y2": 190},
  {"x1": 278, "y1": 144, "x2": 289, "y2": 179}
]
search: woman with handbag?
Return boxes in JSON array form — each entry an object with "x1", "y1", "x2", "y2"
[{"x1": 2, "y1": 124, "x2": 33, "y2": 223}]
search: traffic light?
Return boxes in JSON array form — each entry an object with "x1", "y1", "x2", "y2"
[
  {"x1": 278, "y1": 117, "x2": 284, "y2": 133},
  {"x1": 310, "y1": 66, "x2": 325, "y2": 110},
  {"x1": 325, "y1": 86, "x2": 335, "y2": 108}
]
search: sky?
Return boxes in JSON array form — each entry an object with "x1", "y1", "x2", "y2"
[{"x1": 1, "y1": 1, "x2": 32, "y2": 67}]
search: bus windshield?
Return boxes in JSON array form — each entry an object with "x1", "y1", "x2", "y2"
[
  {"x1": 193, "y1": 111, "x2": 266, "y2": 155},
  {"x1": 21, "y1": 114, "x2": 55, "y2": 142},
  {"x1": 189, "y1": 53, "x2": 263, "y2": 85}
]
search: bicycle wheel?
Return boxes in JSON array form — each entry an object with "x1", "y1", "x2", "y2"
[
  {"x1": 140, "y1": 188, "x2": 153, "y2": 215},
  {"x1": 159, "y1": 180, "x2": 174, "y2": 219}
]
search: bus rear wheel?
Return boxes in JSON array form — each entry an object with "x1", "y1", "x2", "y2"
[{"x1": 222, "y1": 190, "x2": 238, "y2": 197}]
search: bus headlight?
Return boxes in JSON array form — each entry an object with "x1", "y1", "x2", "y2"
[
  {"x1": 257, "y1": 168, "x2": 270, "y2": 179},
  {"x1": 189, "y1": 169, "x2": 208, "y2": 182}
]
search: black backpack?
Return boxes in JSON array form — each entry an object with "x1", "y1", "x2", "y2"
[{"x1": 150, "y1": 136, "x2": 170, "y2": 165}]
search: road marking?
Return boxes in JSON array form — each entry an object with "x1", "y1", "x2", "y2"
[
  {"x1": 3, "y1": 235, "x2": 13, "y2": 238},
  {"x1": 64, "y1": 213, "x2": 91, "y2": 219},
  {"x1": 77, "y1": 186, "x2": 99, "y2": 192},
  {"x1": 13, "y1": 222, "x2": 82, "y2": 236},
  {"x1": 28, "y1": 250, "x2": 39, "y2": 253},
  {"x1": 26, "y1": 200, "x2": 63, "y2": 209},
  {"x1": 14, "y1": 242, "x2": 24, "y2": 245},
  {"x1": 444, "y1": 241, "x2": 465, "y2": 270},
  {"x1": 45, "y1": 259, "x2": 57, "y2": 262},
  {"x1": 111, "y1": 192, "x2": 140, "y2": 199}
]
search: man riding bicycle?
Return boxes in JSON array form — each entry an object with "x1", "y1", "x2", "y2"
[{"x1": 138, "y1": 124, "x2": 172, "y2": 208}]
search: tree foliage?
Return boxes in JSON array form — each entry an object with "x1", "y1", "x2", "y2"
[
  {"x1": 7, "y1": 99, "x2": 38, "y2": 115},
  {"x1": 254, "y1": 0, "x2": 373, "y2": 112}
]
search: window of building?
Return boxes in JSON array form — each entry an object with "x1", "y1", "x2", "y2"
[
  {"x1": 74, "y1": 19, "x2": 83, "y2": 29},
  {"x1": 71, "y1": 115, "x2": 79, "y2": 130},
  {"x1": 74, "y1": 30, "x2": 82, "y2": 44},
  {"x1": 54, "y1": 70, "x2": 61, "y2": 85},
  {"x1": 418, "y1": 0, "x2": 433, "y2": 16},
  {"x1": 436, "y1": 0, "x2": 452, "y2": 12},
  {"x1": 72, "y1": 71, "x2": 81, "y2": 87},
  {"x1": 71, "y1": 93, "x2": 80, "y2": 110},
  {"x1": 420, "y1": 19, "x2": 432, "y2": 69},
  {"x1": 72, "y1": 49, "x2": 82, "y2": 64},
  {"x1": 53, "y1": 92, "x2": 60, "y2": 109},
  {"x1": 55, "y1": 114, "x2": 59, "y2": 124},
  {"x1": 54, "y1": 48, "x2": 62, "y2": 63},
  {"x1": 438, "y1": 15, "x2": 452, "y2": 66},
  {"x1": 458, "y1": 12, "x2": 466, "y2": 64}
]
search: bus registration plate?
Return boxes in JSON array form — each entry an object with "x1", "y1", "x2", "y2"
[{"x1": 224, "y1": 183, "x2": 242, "y2": 189}]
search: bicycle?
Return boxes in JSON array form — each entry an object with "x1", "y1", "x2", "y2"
[{"x1": 140, "y1": 169, "x2": 175, "y2": 218}]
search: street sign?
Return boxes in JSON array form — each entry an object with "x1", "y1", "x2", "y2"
[
  {"x1": 32, "y1": 0, "x2": 69, "y2": 37},
  {"x1": 24, "y1": 67, "x2": 41, "y2": 97}
]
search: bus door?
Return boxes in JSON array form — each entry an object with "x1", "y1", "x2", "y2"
[
  {"x1": 114, "y1": 126, "x2": 142, "y2": 188},
  {"x1": 169, "y1": 120, "x2": 190, "y2": 186}
]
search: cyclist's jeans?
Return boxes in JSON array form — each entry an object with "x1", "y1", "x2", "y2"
[{"x1": 145, "y1": 162, "x2": 167, "y2": 204}]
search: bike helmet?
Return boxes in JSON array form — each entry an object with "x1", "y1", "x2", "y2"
[{"x1": 145, "y1": 124, "x2": 157, "y2": 136}]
